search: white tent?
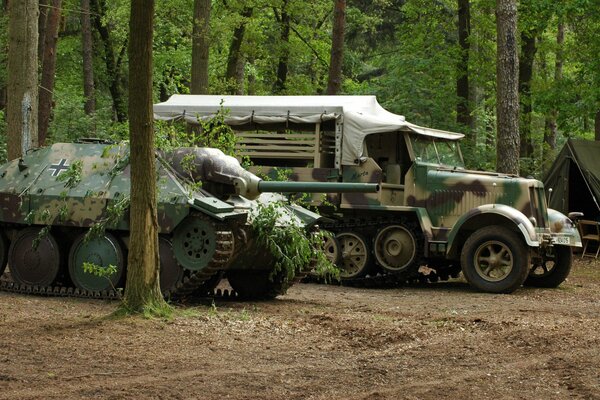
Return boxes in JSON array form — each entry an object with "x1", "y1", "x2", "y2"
[{"x1": 153, "y1": 95, "x2": 464, "y2": 165}]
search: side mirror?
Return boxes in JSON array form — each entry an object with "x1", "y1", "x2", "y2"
[{"x1": 568, "y1": 211, "x2": 584, "y2": 221}]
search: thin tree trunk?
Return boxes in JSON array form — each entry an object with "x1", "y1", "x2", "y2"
[
  {"x1": 543, "y1": 20, "x2": 563, "y2": 159},
  {"x1": 225, "y1": 7, "x2": 252, "y2": 95},
  {"x1": 326, "y1": 0, "x2": 346, "y2": 95},
  {"x1": 191, "y1": 0, "x2": 211, "y2": 94},
  {"x1": 0, "y1": 0, "x2": 7, "y2": 110},
  {"x1": 235, "y1": 54, "x2": 245, "y2": 95},
  {"x1": 456, "y1": 0, "x2": 471, "y2": 131},
  {"x1": 92, "y1": 0, "x2": 127, "y2": 122},
  {"x1": 38, "y1": 0, "x2": 61, "y2": 146},
  {"x1": 7, "y1": 0, "x2": 39, "y2": 160},
  {"x1": 81, "y1": 0, "x2": 95, "y2": 115},
  {"x1": 125, "y1": 0, "x2": 165, "y2": 312},
  {"x1": 38, "y1": 0, "x2": 49, "y2": 62},
  {"x1": 273, "y1": 1, "x2": 290, "y2": 94},
  {"x1": 495, "y1": 0, "x2": 520, "y2": 175},
  {"x1": 518, "y1": 31, "x2": 536, "y2": 159},
  {"x1": 0, "y1": 87, "x2": 5, "y2": 111},
  {"x1": 596, "y1": 111, "x2": 600, "y2": 141}
]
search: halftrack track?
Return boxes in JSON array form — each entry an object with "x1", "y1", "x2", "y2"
[{"x1": 313, "y1": 214, "x2": 461, "y2": 288}]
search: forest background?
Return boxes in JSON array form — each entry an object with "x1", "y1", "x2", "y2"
[{"x1": 0, "y1": 0, "x2": 599, "y2": 178}]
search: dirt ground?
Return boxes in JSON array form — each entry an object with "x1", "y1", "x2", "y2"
[{"x1": 1, "y1": 258, "x2": 599, "y2": 400}]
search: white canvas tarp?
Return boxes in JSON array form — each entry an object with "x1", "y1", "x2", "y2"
[{"x1": 153, "y1": 95, "x2": 464, "y2": 165}]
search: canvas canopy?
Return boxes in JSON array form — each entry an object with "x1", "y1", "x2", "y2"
[
  {"x1": 153, "y1": 95, "x2": 464, "y2": 165},
  {"x1": 543, "y1": 139, "x2": 600, "y2": 220}
]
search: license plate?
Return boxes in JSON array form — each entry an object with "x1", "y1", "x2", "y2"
[{"x1": 554, "y1": 236, "x2": 570, "y2": 245}]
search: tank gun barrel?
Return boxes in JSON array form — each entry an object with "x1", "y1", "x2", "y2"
[
  {"x1": 257, "y1": 181, "x2": 379, "y2": 194},
  {"x1": 165, "y1": 147, "x2": 380, "y2": 200}
]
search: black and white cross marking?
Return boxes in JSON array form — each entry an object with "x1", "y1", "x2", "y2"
[{"x1": 49, "y1": 159, "x2": 70, "y2": 177}]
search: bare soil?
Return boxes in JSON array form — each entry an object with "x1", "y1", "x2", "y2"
[{"x1": 1, "y1": 258, "x2": 599, "y2": 400}]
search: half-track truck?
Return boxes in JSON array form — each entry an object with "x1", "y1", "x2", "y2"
[
  {"x1": 0, "y1": 141, "x2": 375, "y2": 300},
  {"x1": 154, "y1": 95, "x2": 582, "y2": 293}
]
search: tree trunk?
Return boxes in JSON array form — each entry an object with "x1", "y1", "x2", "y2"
[
  {"x1": 518, "y1": 31, "x2": 536, "y2": 159},
  {"x1": 596, "y1": 111, "x2": 600, "y2": 141},
  {"x1": 456, "y1": 0, "x2": 471, "y2": 131},
  {"x1": 225, "y1": 7, "x2": 252, "y2": 95},
  {"x1": 495, "y1": 0, "x2": 520, "y2": 175},
  {"x1": 235, "y1": 54, "x2": 245, "y2": 95},
  {"x1": 7, "y1": 0, "x2": 39, "y2": 161},
  {"x1": 125, "y1": 0, "x2": 165, "y2": 312},
  {"x1": 326, "y1": 0, "x2": 346, "y2": 95},
  {"x1": 38, "y1": 0, "x2": 61, "y2": 146},
  {"x1": 543, "y1": 20, "x2": 563, "y2": 167},
  {"x1": 191, "y1": 0, "x2": 211, "y2": 94},
  {"x1": 38, "y1": 0, "x2": 49, "y2": 61},
  {"x1": 92, "y1": 0, "x2": 127, "y2": 122},
  {"x1": 81, "y1": 0, "x2": 96, "y2": 115},
  {"x1": 0, "y1": 0, "x2": 7, "y2": 110},
  {"x1": 273, "y1": 1, "x2": 290, "y2": 94}
]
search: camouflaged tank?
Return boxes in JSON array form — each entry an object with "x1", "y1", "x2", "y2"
[
  {"x1": 0, "y1": 140, "x2": 376, "y2": 300},
  {"x1": 153, "y1": 95, "x2": 583, "y2": 294}
]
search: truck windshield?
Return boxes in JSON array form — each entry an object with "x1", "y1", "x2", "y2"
[{"x1": 410, "y1": 135, "x2": 464, "y2": 167}]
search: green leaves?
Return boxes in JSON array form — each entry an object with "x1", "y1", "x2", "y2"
[
  {"x1": 56, "y1": 160, "x2": 83, "y2": 189},
  {"x1": 82, "y1": 262, "x2": 118, "y2": 278},
  {"x1": 250, "y1": 201, "x2": 339, "y2": 284}
]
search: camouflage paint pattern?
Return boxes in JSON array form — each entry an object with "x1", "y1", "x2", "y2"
[
  {"x1": 0, "y1": 143, "x2": 190, "y2": 233},
  {"x1": 240, "y1": 133, "x2": 581, "y2": 254},
  {"x1": 0, "y1": 143, "x2": 330, "y2": 236}
]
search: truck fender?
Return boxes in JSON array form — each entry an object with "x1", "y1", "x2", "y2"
[
  {"x1": 547, "y1": 208, "x2": 577, "y2": 234},
  {"x1": 547, "y1": 208, "x2": 582, "y2": 247},
  {"x1": 447, "y1": 204, "x2": 539, "y2": 256}
]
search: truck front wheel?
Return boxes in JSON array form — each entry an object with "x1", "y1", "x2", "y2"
[
  {"x1": 524, "y1": 245, "x2": 572, "y2": 288},
  {"x1": 460, "y1": 226, "x2": 530, "y2": 293}
]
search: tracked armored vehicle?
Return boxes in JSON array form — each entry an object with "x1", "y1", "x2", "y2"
[
  {"x1": 0, "y1": 141, "x2": 375, "y2": 300},
  {"x1": 155, "y1": 95, "x2": 582, "y2": 293}
]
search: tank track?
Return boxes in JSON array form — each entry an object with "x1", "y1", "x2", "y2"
[
  {"x1": 0, "y1": 222, "x2": 238, "y2": 302},
  {"x1": 0, "y1": 277, "x2": 242, "y2": 301},
  {"x1": 313, "y1": 214, "x2": 461, "y2": 288},
  {"x1": 163, "y1": 227, "x2": 235, "y2": 298}
]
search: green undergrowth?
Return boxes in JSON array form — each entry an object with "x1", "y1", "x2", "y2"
[{"x1": 251, "y1": 201, "x2": 339, "y2": 284}]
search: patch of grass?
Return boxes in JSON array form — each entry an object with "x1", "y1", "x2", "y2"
[
  {"x1": 113, "y1": 299, "x2": 174, "y2": 321},
  {"x1": 557, "y1": 284, "x2": 578, "y2": 292},
  {"x1": 174, "y1": 307, "x2": 203, "y2": 319},
  {"x1": 237, "y1": 308, "x2": 251, "y2": 322}
]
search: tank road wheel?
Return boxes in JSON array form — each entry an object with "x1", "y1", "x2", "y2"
[
  {"x1": 374, "y1": 225, "x2": 417, "y2": 273},
  {"x1": 0, "y1": 231, "x2": 8, "y2": 277},
  {"x1": 68, "y1": 232, "x2": 125, "y2": 292},
  {"x1": 172, "y1": 217, "x2": 217, "y2": 272},
  {"x1": 158, "y1": 237, "x2": 185, "y2": 295},
  {"x1": 336, "y1": 232, "x2": 372, "y2": 279},
  {"x1": 227, "y1": 270, "x2": 291, "y2": 300},
  {"x1": 524, "y1": 245, "x2": 572, "y2": 288},
  {"x1": 8, "y1": 227, "x2": 61, "y2": 286},
  {"x1": 322, "y1": 234, "x2": 342, "y2": 265},
  {"x1": 461, "y1": 226, "x2": 530, "y2": 294}
]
